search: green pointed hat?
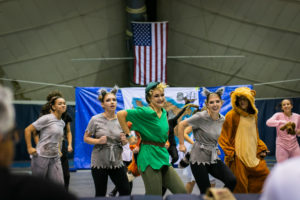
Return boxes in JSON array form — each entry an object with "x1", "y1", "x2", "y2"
[{"x1": 145, "y1": 82, "x2": 160, "y2": 94}]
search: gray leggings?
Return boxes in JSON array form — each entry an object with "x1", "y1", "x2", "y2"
[
  {"x1": 141, "y1": 165, "x2": 187, "y2": 195},
  {"x1": 31, "y1": 155, "x2": 64, "y2": 185}
]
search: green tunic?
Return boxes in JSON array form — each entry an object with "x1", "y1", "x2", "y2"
[{"x1": 126, "y1": 106, "x2": 170, "y2": 172}]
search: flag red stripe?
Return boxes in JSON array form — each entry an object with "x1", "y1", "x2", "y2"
[
  {"x1": 144, "y1": 47, "x2": 146, "y2": 85},
  {"x1": 160, "y1": 23, "x2": 163, "y2": 83},
  {"x1": 165, "y1": 23, "x2": 168, "y2": 83},
  {"x1": 135, "y1": 46, "x2": 140, "y2": 84},
  {"x1": 150, "y1": 47, "x2": 152, "y2": 82},
  {"x1": 155, "y1": 23, "x2": 158, "y2": 82},
  {"x1": 134, "y1": 46, "x2": 137, "y2": 84},
  {"x1": 139, "y1": 47, "x2": 141, "y2": 85},
  {"x1": 151, "y1": 23, "x2": 156, "y2": 82}
]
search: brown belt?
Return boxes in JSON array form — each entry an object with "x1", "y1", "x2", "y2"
[{"x1": 142, "y1": 140, "x2": 165, "y2": 147}]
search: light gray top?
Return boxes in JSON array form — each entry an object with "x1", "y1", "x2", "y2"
[
  {"x1": 186, "y1": 110, "x2": 224, "y2": 165},
  {"x1": 33, "y1": 113, "x2": 65, "y2": 158},
  {"x1": 86, "y1": 113, "x2": 124, "y2": 169}
]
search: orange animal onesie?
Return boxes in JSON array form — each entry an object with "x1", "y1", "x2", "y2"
[{"x1": 218, "y1": 87, "x2": 269, "y2": 193}]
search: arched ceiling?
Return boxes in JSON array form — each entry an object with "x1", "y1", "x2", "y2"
[
  {"x1": 159, "y1": 0, "x2": 300, "y2": 99},
  {"x1": 0, "y1": 0, "x2": 299, "y2": 101}
]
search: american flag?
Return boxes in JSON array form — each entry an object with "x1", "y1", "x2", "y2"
[{"x1": 132, "y1": 22, "x2": 168, "y2": 85}]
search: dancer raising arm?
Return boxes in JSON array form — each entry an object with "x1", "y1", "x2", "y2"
[{"x1": 117, "y1": 82, "x2": 187, "y2": 195}]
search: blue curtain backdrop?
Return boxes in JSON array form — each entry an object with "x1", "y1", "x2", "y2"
[{"x1": 75, "y1": 85, "x2": 252, "y2": 169}]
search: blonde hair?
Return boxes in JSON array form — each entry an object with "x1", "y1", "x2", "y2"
[{"x1": 148, "y1": 83, "x2": 167, "y2": 96}]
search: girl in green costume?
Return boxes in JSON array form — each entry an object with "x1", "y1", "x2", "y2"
[{"x1": 117, "y1": 82, "x2": 187, "y2": 195}]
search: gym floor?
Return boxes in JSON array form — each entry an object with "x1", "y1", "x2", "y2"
[{"x1": 11, "y1": 156, "x2": 276, "y2": 198}]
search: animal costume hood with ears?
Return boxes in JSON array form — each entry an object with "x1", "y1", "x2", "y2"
[
  {"x1": 230, "y1": 87, "x2": 258, "y2": 117},
  {"x1": 218, "y1": 86, "x2": 269, "y2": 193}
]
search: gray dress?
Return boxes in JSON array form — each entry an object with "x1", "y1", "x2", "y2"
[
  {"x1": 186, "y1": 110, "x2": 225, "y2": 165},
  {"x1": 86, "y1": 113, "x2": 124, "y2": 169}
]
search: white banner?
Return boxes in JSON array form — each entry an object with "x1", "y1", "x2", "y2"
[
  {"x1": 121, "y1": 87, "x2": 146, "y2": 109},
  {"x1": 121, "y1": 87, "x2": 199, "y2": 166},
  {"x1": 121, "y1": 87, "x2": 199, "y2": 110}
]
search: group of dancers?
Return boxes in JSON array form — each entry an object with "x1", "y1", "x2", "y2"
[{"x1": 23, "y1": 82, "x2": 300, "y2": 197}]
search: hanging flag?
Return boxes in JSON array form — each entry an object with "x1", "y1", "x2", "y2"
[{"x1": 132, "y1": 22, "x2": 168, "y2": 85}]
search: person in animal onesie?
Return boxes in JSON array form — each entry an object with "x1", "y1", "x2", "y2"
[
  {"x1": 266, "y1": 99, "x2": 300, "y2": 163},
  {"x1": 218, "y1": 87, "x2": 270, "y2": 193}
]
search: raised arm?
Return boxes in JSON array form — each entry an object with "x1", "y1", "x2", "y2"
[
  {"x1": 172, "y1": 106, "x2": 188, "y2": 122},
  {"x1": 171, "y1": 104, "x2": 198, "y2": 124}
]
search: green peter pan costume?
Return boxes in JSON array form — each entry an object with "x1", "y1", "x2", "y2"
[
  {"x1": 126, "y1": 105, "x2": 186, "y2": 195},
  {"x1": 126, "y1": 106, "x2": 170, "y2": 172}
]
